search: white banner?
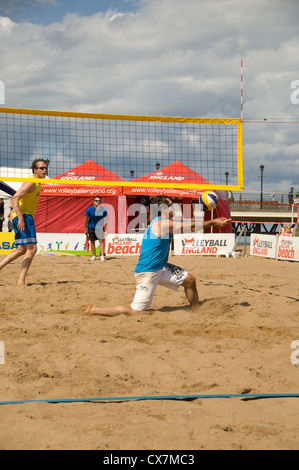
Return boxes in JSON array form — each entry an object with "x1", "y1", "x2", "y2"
[
  {"x1": 250, "y1": 234, "x2": 277, "y2": 259},
  {"x1": 277, "y1": 236, "x2": 299, "y2": 262},
  {"x1": 36, "y1": 233, "x2": 86, "y2": 255},
  {"x1": 173, "y1": 233, "x2": 235, "y2": 256},
  {"x1": 106, "y1": 234, "x2": 143, "y2": 256}
]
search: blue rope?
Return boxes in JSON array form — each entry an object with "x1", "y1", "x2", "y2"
[{"x1": 0, "y1": 393, "x2": 298, "y2": 406}]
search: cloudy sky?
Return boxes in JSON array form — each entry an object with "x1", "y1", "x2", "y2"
[{"x1": 0, "y1": 0, "x2": 299, "y2": 194}]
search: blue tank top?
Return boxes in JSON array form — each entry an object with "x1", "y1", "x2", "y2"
[{"x1": 135, "y1": 217, "x2": 172, "y2": 273}]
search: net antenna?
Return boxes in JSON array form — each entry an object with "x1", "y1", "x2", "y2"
[
  {"x1": 0, "y1": 107, "x2": 244, "y2": 192},
  {"x1": 241, "y1": 59, "x2": 243, "y2": 120}
]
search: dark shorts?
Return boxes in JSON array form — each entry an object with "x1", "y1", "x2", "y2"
[
  {"x1": 13, "y1": 214, "x2": 37, "y2": 245},
  {"x1": 88, "y1": 227, "x2": 105, "y2": 241}
]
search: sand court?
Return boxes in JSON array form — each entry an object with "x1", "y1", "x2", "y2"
[{"x1": 0, "y1": 253, "x2": 298, "y2": 450}]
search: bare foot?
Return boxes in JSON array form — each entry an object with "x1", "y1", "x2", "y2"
[
  {"x1": 84, "y1": 304, "x2": 96, "y2": 314},
  {"x1": 83, "y1": 304, "x2": 136, "y2": 317}
]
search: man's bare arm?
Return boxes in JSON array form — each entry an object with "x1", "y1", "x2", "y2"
[{"x1": 154, "y1": 217, "x2": 231, "y2": 237}]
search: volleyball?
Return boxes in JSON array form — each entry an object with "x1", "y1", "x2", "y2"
[{"x1": 199, "y1": 191, "x2": 219, "y2": 211}]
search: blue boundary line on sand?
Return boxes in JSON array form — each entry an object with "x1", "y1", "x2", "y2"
[{"x1": 0, "y1": 393, "x2": 298, "y2": 406}]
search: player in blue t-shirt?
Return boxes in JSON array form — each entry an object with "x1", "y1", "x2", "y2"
[
  {"x1": 85, "y1": 195, "x2": 231, "y2": 316},
  {"x1": 84, "y1": 196, "x2": 108, "y2": 261}
]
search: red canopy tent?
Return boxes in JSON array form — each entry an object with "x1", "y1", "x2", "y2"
[
  {"x1": 35, "y1": 159, "x2": 232, "y2": 234},
  {"x1": 35, "y1": 160, "x2": 126, "y2": 233},
  {"x1": 123, "y1": 161, "x2": 212, "y2": 198},
  {"x1": 123, "y1": 161, "x2": 232, "y2": 233}
]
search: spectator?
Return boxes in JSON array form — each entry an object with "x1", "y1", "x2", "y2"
[
  {"x1": 0, "y1": 198, "x2": 4, "y2": 232},
  {"x1": 84, "y1": 196, "x2": 108, "y2": 261},
  {"x1": 288, "y1": 187, "x2": 295, "y2": 205},
  {"x1": 279, "y1": 224, "x2": 294, "y2": 236},
  {"x1": 7, "y1": 206, "x2": 13, "y2": 232}
]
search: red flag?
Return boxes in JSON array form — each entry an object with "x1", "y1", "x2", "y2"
[{"x1": 85, "y1": 235, "x2": 90, "y2": 253}]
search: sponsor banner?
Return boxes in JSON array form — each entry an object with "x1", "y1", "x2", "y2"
[
  {"x1": 0, "y1": 232, "x2": 88, "y2": 255},
  {"x1": 173, "y1": 233, "x2": 234, "y2": 256},
  {"x1": 250, "y1": 234, "x2": 277, "y2": 259},
  {"x1": 36, "y1": 233, "x2": 86, "y2": 254},
  {"x1": 123, "y1": 186, "x2": 203, "y2": 198},
  {"x1": 277, "y1": 236, "x2": 299, "y2": 262},
  {"x1": 0, "y1": 232, "x2": 17, "y2": 254},
  {"x1": 41, "y1": 185, "x2": 122, "y2": 197},
  {"x1": 106, "y1": 234, "x2": 143, "y2": 256}
]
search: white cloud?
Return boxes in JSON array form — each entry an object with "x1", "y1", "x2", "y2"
[{"x1": 0, "y1": 15, "x2": 16, "y2": 34}]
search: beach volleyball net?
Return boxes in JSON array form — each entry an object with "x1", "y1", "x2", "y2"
[{"x1": 0, "y1": 107, "x2": 243, "y2": 191}]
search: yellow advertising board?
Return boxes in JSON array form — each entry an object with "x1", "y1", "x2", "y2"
[{"x1": 0, "y1": 233, "x2": 17, "y2": 255}]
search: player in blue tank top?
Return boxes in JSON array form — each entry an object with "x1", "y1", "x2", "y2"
[
  {"x1": 85, "y1": 196, "x2": 231, "y2": 317},
  {"x1": 135, "y1": 217, "x2": 172, "y2": 273}
]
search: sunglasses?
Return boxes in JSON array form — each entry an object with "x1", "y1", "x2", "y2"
[
  {"x1": 94, "y1": 199, "x2": 101, "y2": 202},
  {"x1": 37, "y1": 166, "x2": 47, "y2": 170}
]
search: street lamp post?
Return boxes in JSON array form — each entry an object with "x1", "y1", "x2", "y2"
[{"x1": 260, "y1": 164, "x2": 264, "y2": 209}]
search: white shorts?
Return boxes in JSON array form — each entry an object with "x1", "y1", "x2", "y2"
[{"x1": 131, "y1": 263, "x2": 188, "y2": 312}]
